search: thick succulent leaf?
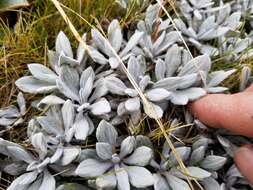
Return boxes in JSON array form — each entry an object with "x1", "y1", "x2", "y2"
[
  {"x1": 91, "y1": 29, "x2": 113, "y2": 57},
  {"x1": 165, "y1": 174, "x2": 191, "y2": 190},
  {"x1": 61, "y1": 100, "x2": 75, "y2": 131},
  {"x1": 56, "y1": 31, "x2": 73, "y2": 58},
  {"x1": 145, "y1": 88, "x2": 171, "y2": 102},
  {"x1": 155, "y1": 59, "x2": 166, "y2": 80},
  {"x1": 119, "y1": 136, "x2": 136, "y2": 158},
  {"x1": 169, "y1": 146, "x2": 191, "y2": 165},
  {"x1": 96, "y1": 172, "x2": 117, "y2": 189},
  {"x1": 105, "y1": 76, "x2": 127, "y2": 95},
  {"x1": 56, "y1": 183, "x2": 91, "y2": 190},
  {"x1": 178, "y1": 74, "x2": 198, "y2": 89},
  {"x1": 125, "y1": 97, "x2": 140, "y2": 112},
  {"x1": 90, "y1": 98, "x2": 111, "y2": 115},
  {"x1": 38, "y1": 95, "x2": 65, "y2": 107},
  {"x1": 124, "y1": 146, "x2": 152, "y2": 166},
  {"x1": 240, "y1": 66, "x2": 251, "y2": 91},
  {"x1": 36, "y1": 116, "x2": 64, "y2": 136},
  {"x1": 6, "y1": 146, "x2": 35, "y2": 163},
  {"x1": 28, "y1": 64, "x2": 57, "y2": 83},
  {"x1": 154, "y1": 77, "x2": 181, "y2": 91},
  {"x1": 127, "y1": 56, "x2": 144, "y2": 82},
  {"x1": 7, "y1": 171, "x2": 38, "y2": 190},
  {"x1": 114, "y1": 165, "x2": 130, "y2": 190},
  {"x1": 153, "y1": 173, "x2": 171, "y2": 190},
  {"x1": 59, "y1": 65, "x2": 80, "y2": 97},
  {"x1": 96, "y1": 142, "x2": 113, "y2": 160},
  {"x1": 176, "y1": 88, "x2": 206, "y2": 102},
  {"x1": 190, "y1": 146, "x2": 206, "y2": 165},
  {"x1": 60, "y1": 147, "x2": 80, "y2": 166},
  {"x1": 88, "y1": 47, "x2": 108, "y2": 65},
  {"x1": 96, "y1": 120, "x2": 118, "y2": 145},
  {"x1": 206, "y1": 87, "x2": 228, "y2": 93},
  {"x1": 143, "y1": 102, "x2": 163, "y2": 119},
  {"x1": 80, "y1": 67, "x2": 95, "y2": 100},
  {"x1": 164, "y1": 44, "x2": 181, "y2": 77},
  {"x1": 38, "y1": 170, "x2": 55, "y2": 190},
  {"x1": 201, "y1": 177, "x2": 221, "y2": 190},
  {"x1": 17, "y1": 92, "x2": 26, "y2": 115},
  {"x1": 31, "y1": 133, "x2": 47, "y2": 158},
  {"x1": 155, "y1": 31, "x2": 180, "y2": 55},
  {"x1": 56, "y1": 79, "x2": 80, "y2": 102},
  {"x1": 75, "y1": 158, "x2": 112, "y2": 178},
  {"x1": 187, "y1": 167, "x2": 211, "y2": 179},
  {"x1": 135, "y1": 135, "x2": 153, "y2": 149},
  {"x1": 207, "y1": 69, "x2": 236, "y2": 87},
  {"x1": 120, "y1": 31, "x2": 144, "y2": 57},
  {"x1": 16, "y1": 76, "x2": 57, "y2": 94},
  {"x1": 200, "y1": 156, "x2": 227, "y2": 171},
  {"x1": 108, "y1": 19, "x2": 123, "y2": 53},
  {"x1": 58, "y1": 52, "x2": 79, "y2": 66},
  {"x1": 127, "y1": 166, "x2": 154, "y2": 188},
  {"x1": 50, "y1": 147, "x2": 63, "y2": 164},
  {"x1": 178, "y1": 55, "x2": 211, "y2": 76},
  {"x1": 27, "y1": 177, "x2": 43, "y2": 190},
  {"x1": 170, "y1": 92, "x2": 188, "y2": 105},
  {"x1": 0, "y1": 105, "x2": 20, "y2": 118},
  {"x1": 73, "y1": 113, "x2": 90, "y2": 141},
  {"x1": 77, "y1": 33, "x2": 87, "y2": 63}
]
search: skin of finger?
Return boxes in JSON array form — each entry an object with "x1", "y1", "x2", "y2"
[
  {"x1": 190, "y1": 92, "x2": 253, "y2": 137},
  {"x1": 234, "y1": 146, "x2": 253, "y2": 185}
]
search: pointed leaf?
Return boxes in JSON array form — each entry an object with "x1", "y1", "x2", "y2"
[{"x1": 96, "y1": 120, "x2": 118, "y2": 145}]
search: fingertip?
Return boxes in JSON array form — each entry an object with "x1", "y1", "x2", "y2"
[{"x1": 234, "y1": 146, "x2": 253, "y2": 185}]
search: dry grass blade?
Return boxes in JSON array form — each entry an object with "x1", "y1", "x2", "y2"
[{"x1": 49, "y1": 0, "x2": 201, "y2": 189}]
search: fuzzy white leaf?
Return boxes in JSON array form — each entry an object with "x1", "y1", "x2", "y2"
[
  {"x1": 75, "y1": 159, "x2": 112, "y2": 178},
  {"x1": 190, "y1": 146, "x2": 206, "y2": 165},
  {"x1": 165, "y1": 174, "x2": 190, "y2": 190},
  {"x1": 124, "y1": 146, "x2": 152, "y2": 166},
  {"x1": 96, "y1": 120, "x2": 118, "y2": 145},
  {"x1": 105, "y1": 76, "x2": 127, "y2": 95},
  {"x1": 144, "y1": 103, "x2": 163, "y2": 119},
  {"x1": 38, "y1": 170, "x2": 55, "y2": 190},
  {"x1": 125, "y1": 97, "x2": 140, "y2": 112},
  {"x1": 120, "y1": 31, "x2": 144, "y2": 57},
  {"x1": 146, "y1": 88, "x2": 171, "y2": 102},
  {"x1": 169, "y1": 147, "x2": 191, "y2": 165},
  {"x1": 96, "y1": 142, "x2": 113, "y2": 160},
  {"x1": 108, "y1": 19, "x2": 122, "y2": 53},
  {"x1": 127, "y1": 166, "x2": 154, "y2": 188},
  {"x1": 178, "y1": 55, "x2": 211, "y2": 76},
  {"x1": 207, "y1": 70, "x2": 236, "y2": 87},
  {"x1": 153, "y1": 173, "x2": 171, "y2": 190},
  {"x1": 31, "y1": 133, "x2": 47, "y2": 158},
  {"x1": 16, "y1": 76, "x2": 57, "y2": 94},
  {"x1": 90, "y1": 98, "x2": 111, "y2": 115},
  {"x1": 96, "y1": 172, "x2": 117, "y2": 189},
  {"x1": 7, "y1": 146, "x2": 35, "y2": 163},
  {"x1": 200, "y1": 156, "x2": 227, "y2": 171},
  {"x1": 60, "y1": 147, "x2": 80, "y2": 166},
  {"x1": 38, "y1": 95, "x2": 65, "y2": 107},
  {"x1": 56, "y1": 31, "x2": 73, "y2": 58},
  {"x1": 119, "y1": 136, "x2": 136, "y2": 159},
  {"x1": 73, "y1": 113, "x2": 90, "y2": 141},
  {"x1": 115, "y1": 165, "x2": 130, "y2": 190},
  {"x1": 187, "y1": 167, "x2": 211, "y2": 179}
]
